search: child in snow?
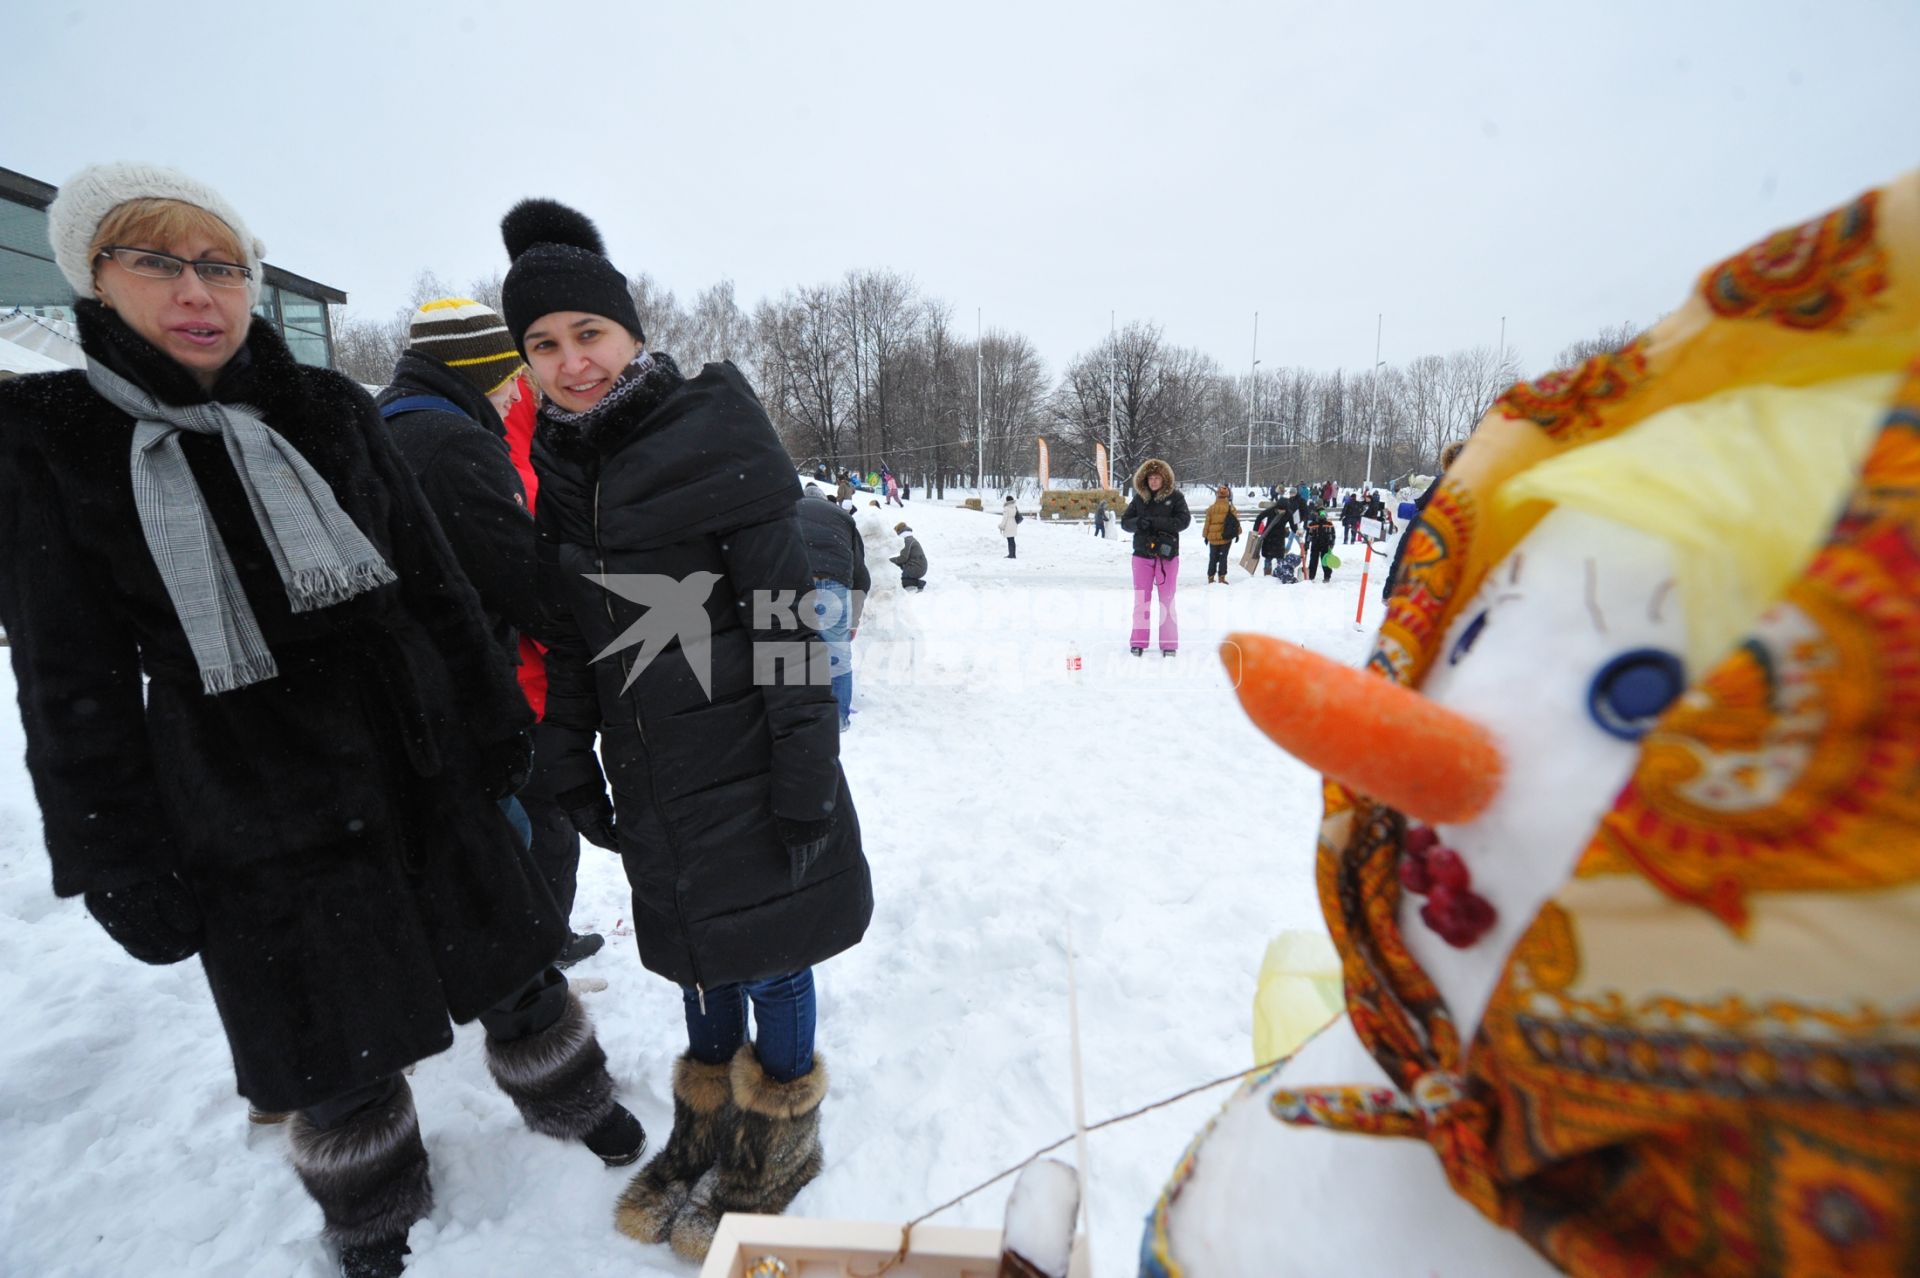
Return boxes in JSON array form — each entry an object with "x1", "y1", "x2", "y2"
[
  {"x1": 1120, "y1": 458, "x2": 1191, "y2": 654},
  {"x1": 1305, "y1": 507, "x2": 1337, "y2": 582},
  {"x1": 501, "y1": 197, "x2": 871, "y2": 1266},
  {"x1": 892, "y1": 522, "x2": 928, "y2": 590},
  {"x1": 0, "y1": 164, "x2": 645, "y2": 1278},
  {"x1": 1203, "y1": 483, "x2": 1242, "y2": 583}
]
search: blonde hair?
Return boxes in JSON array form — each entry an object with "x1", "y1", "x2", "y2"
[
  {"x1": 1497, "y1": 373, "x2": 1895, "y2": 671},
  {"x1": 88, "y1": 198, "x2": 244, "y2": 282}
]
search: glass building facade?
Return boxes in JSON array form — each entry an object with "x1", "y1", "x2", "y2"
[{"x1": 0, "y1": 166, "x2": 346, "y2": 368}]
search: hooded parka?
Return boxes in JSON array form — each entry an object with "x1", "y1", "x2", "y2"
[
  {"x1": 0, "y1": 304, "x2": 561, "y2": 1112},
  {"x1": 1120, "y1": 459, "x2": 1192, "y2": 558}
]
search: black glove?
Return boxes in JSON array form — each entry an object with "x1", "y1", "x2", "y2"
[
  {"x1": 558, "y1": 784, "x2": 618, "y2": 851},
  {"x1": 480, "y1": 731, "x2": 533, "y2": 801},
  {"x1": 777, "y1": 813, "x2": 835, "y2": 888},
  {"x1": 85, "y1": 876, "x2": 202, "y2": 965}
]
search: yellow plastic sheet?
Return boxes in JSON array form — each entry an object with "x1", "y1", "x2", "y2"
[{"x1": 1251, "y1": 929, "x2": 1344, "y2": 1065}]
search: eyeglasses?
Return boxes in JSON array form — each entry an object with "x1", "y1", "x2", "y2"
[{"x1": 95, "y1": 246, "x2": 253, "y2": 289}]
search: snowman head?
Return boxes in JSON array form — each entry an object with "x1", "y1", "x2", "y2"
[{"x1": 1225, "y1": 373, "x2": 1893, "y2": 1036}]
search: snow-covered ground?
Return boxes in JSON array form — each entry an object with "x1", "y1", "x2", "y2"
[{"x1": 0, "y1": 497, "x2": 1399, "y2": 1277}]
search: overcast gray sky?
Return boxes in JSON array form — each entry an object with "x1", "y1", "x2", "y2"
[{"x1": 12, "y1": 0, "x2": 1916, "y2": 379}]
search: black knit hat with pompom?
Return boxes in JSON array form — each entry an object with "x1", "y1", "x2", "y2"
[{"x1": 499, "y1": 198, "x2": 645, "y2": 352}]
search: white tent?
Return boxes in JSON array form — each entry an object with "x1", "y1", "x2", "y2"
[
  {"x1": 0, "y1": 333, "x2": 70, "y2": 377},
  {"x1": 0, "y1": 309, "x2": 84, "y2": 371}
]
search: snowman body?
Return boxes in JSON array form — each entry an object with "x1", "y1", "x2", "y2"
[{"x1": 1156, "y1": 509, "x2": 1689, "y2": 1277}]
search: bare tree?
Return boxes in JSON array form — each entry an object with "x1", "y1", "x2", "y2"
[
  {"x1": 466, "y1": 270, "x2": 505, "y2": 313},
  {"x1": 683, "y1": 279, "x2": 756, "y2": 369},
  {"x1": 1050, "y1": 321, "x2": 1214, "y2": 491},
  {"x1": 629, "y1": 272, "x2": 692, "y2": 357},
  {"x1": 757, "y1": 284, "x2": 849, "y2": 470},
  {"x1": 1552, "y1": 321, "x2": 1640, "y2": 370},
  {"x1": 329, "y1": 306, "x2": 407, "y2": 387}
]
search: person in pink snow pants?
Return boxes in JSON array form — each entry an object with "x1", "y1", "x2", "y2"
[{"x1": 1119, "y1": 457, "x2": 1191, "y2": 655}]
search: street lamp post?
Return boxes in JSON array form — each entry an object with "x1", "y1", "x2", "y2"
[
  {"x1": 975, "y1": 307, "x2": 984, "y2": 495},
  {"x1": 1245, "y1": 312, "x2": 1259, "y2": 490},
  {"x1": 1364, "y1": 314, "x2": 1383, "y2": 489},
  {"x1": 1107, "y1": 311, "x2": 1117, "y2": 491}
]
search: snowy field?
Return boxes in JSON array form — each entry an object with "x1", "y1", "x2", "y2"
[{"x1": 0, "y1": 494, "x2": 1398, "y2": 1277}]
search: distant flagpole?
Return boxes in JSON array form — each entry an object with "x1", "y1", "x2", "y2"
[{"x1": 976, "y1": 307, "x2": 985, "y2": 494}]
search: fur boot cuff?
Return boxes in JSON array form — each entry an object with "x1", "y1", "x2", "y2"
[
  {"x1": 674, "y1": 1052, "x2": 734, "y2": 1114},
  {"x1": 730, "y1": 1046, "x2": 828, "y2": 1119},
  {"x1": 485, "y1": 991, "x2": 618, "y2": 1139},
  {"x1": 288, "y1": 1080, "x2": 432, "y2": 1249}
]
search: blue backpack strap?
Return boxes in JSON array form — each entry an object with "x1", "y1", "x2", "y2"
[{"x1": 378, "y1": 393, "x2": 467, "y2": 421}]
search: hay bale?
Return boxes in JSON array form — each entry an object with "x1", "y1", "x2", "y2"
[
  {"x1": 1038, "y1": 488, "x2": 1127, "y2": 520},
  {"x1": 963, "y1": 497, "x2": 984, "y2": 512}
]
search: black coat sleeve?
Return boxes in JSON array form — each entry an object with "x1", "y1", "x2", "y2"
[
  {"x1": 526, "y1": 469, "x2": 610, "y2": 803},
  {"x1": 416, "y1": 426, "x2": 557, "y2": 645},
  {"x1": 0, "y1": 435, "x2": 174, "y2": 896},
  {"x1": 1120, "y1": 496, "x2": 1145, "y2": 532},
  {"x1": 1168, "y1": 491, "x2": 1193, "y2": 531},
  {"x1": 350, "y1": 389, "x2": 532, "y2": 750},
  {"x1": 716, "y1": 511, "x2": 841, "y2": 821}
]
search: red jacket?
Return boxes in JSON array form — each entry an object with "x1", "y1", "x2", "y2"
[{"x1": 502, "y1": 377, "x2": 549, "y2": 718}]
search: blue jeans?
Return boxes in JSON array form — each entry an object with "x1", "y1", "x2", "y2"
[
  {"x1": 809, "y1": 578, "x2": 853, "y2": 728},
  {"x1": 683, "y1": 969, "x2": 816, "y2": 1083}
]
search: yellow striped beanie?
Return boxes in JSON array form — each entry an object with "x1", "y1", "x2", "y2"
[{"x1": 407, "y1": 297, "x2": 525, "y2": 396}]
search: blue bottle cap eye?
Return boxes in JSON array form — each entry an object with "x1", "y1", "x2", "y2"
[{"x1": 1587, "y1": 648, "x2": 1686, "y2": 741}]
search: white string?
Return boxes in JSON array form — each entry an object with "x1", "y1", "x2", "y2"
[{"x1": 1066, "y1": 920, "x2": 1094, "y2": 1274}]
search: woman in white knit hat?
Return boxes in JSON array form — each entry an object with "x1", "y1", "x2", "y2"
[{"x1": 0, "y1": 163, "x2": 642, "y2": 1278}]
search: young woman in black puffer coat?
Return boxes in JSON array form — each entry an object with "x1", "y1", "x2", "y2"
[{"x1": 498, "y1": 200, "x2": 872, "y2": 1265}]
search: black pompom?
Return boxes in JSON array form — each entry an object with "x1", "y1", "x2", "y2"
[{"x1": 501, "y1": 198, "x2": 607, "y2": 262}]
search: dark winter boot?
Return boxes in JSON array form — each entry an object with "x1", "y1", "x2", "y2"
[
  {"x1": 667, "y1": 1048, "x2": 827, "y2": 1264},
  {"x1": 485, "y1": 990, "x2": 645, "y2": 1166},
  {"x1": 555, "y1": 931, "x2": 604, "y2": 969},
  {"x1": 613, "y1": 1053, "x2": 736, "y2": 1245},
  {"x1": 288, "y1": 1078, "x2": 431, "y2": 1276},
  {"x1": 339, "y1": 1238, "x2": 410, "y2": 1278}
]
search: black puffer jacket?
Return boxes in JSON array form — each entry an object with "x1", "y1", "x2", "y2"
[
  {"x1": 1255, "y1": 502, "x2": 1296, "y2": 556},
  {"x1": 377, "y1": 350, "x2": 553, "y2": 659},
  {"x1": 0, "y1": 304, "x2": 557, "y2": 1111},
  {"x1": 797, "y1": 488, "x2": 871, "y2": 593},
  {"x1": 532, "y1": 355, "x2": 871, "y2": 989},
  {"x1": 1119, "y1": 457, "x2": 1192, "y2": 559}
]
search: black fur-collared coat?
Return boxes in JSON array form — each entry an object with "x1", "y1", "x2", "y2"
[
  {"x1": 0, "y1": 304, "x2": 562, "y2": 1112},
  {"x1": 531, "y1": 355, "x2": 871, "y2": 990}
]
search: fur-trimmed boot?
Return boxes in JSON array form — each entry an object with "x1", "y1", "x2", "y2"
[
  {"x1": 667, "y1": 1047, "x2": 827, "y2": 1263},
  {"x1": 288, "y1": 1078, "x2": 432, "y2": 1278},
  {"x1": 613, "y1": 1053, "x2": 736, "y2": 1244},
  {"x1": 485, "y1": 990, "x2": 646, "y2": 1166}
]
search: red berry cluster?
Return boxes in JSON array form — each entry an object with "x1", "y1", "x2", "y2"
[{"x1": 1398, "y1": 825, "x2": 1496, "y2": 948}]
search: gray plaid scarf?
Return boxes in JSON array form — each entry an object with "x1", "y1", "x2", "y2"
[{"x1": 84, "y1": 360, "x2": 398, "y2": 695}]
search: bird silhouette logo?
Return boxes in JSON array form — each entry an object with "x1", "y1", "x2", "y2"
[{"x1": 585, "y1": 572, "x2": 723, "y2": 697}]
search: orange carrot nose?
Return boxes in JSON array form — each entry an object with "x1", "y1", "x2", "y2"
[{"x1": 1221, "y1": 632, "x2": 1503, "y2": 825}]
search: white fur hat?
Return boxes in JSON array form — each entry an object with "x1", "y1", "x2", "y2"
[{"x1": 47, "y1": 162, "x2": 267, "y2": 305}]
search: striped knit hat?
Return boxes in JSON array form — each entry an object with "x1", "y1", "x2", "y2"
[{"x1": 407, "y1": 298, "x2": 525, "y2": 396}]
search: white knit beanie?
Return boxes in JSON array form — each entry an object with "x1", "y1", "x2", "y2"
[{"x1": 47, "y1": 162, "x2": 267, "y2": 306}]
